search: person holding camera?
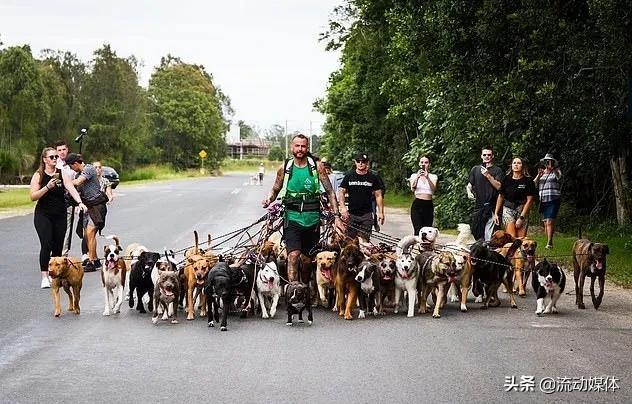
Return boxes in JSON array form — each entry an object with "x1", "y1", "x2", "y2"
[
  {"x1": 493, "y1": 157, "x2": 537, "y2": 238},
  {"x1": 409, "y1": 155, "x2": 438, "y2": 235},
  {"x1": 467, "y1": 146, "x2": 504, "y2": 241},
  {"x1": 30, "y1": 147, "x2": 86, "y2": 288},
  {"x1": 534, "y1": 153, "x2": 562, "y2": 249}
]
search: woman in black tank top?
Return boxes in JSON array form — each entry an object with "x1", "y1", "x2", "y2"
[{"x1": 30, "y1": 147, "x2": 84, "y2": 288}]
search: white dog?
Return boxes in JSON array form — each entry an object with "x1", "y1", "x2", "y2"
[
  {"x1": 102, "y1": 235, "x2": 127, "y2": 316},
  {"x1": 419, "y1": 226, "x2": 440, "y2": 250},
  {"x1": 256, "y1": 261, "x2": 281, "y2": 318},
  {"x1": 394, "y1": 235, "x2": 420, "y2": 317}
]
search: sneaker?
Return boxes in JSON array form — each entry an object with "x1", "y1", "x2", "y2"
[
  {"x1": 84, "y1": 261, "x2": 96, "y2": 272},
  {"x1": 40, "y1": 277, "x2": 51, "y2": 289},
  {"x1": 93, "y1": 259, "x2": 102, "y2": 269},
  {"x1": 81, "y1": 254, "x2": 89, "y2": 266},
  {"x1": 545, "y1": 244, "x2": 553, "y2": 249}
]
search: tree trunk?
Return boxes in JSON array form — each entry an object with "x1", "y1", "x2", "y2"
[{"x1": 610, "y1": 150, "x2": 631, "y2": 226}]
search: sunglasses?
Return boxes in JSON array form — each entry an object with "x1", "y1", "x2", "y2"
[
  {"x1": 482, "y1": 154, "x2": 492, "y2": 157},
  {"x1": 47, "y1": 155, "x2": 59, "y2": 160},
  {"x1": 355, "y1": 159, "x2": 368, "y2": 163}
]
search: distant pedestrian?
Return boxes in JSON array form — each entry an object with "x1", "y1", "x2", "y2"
[
  {"x1": 493, "y1": 157, "x2": 537, "y2": 238},
  {"x1": 409, "y1": 155, "x2": 438, "y2": 236},
  {"x1": 257, "y1": 163, "x2": 265, "y2": 185},
  {"x1": 466, "y1": 146, "x2": 504, "y2": 241},
  {"x1": 534, "y1": 153, "x2": 562, "y2": 249},
  {"x1": 30, "y1": 147, "x2": 86, "y2": 288}
]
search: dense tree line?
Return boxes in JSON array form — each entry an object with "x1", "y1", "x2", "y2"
[
  {"x1": 317, "y1": 0, "x2": 632, "y2": 227},
  {"x1": 0, "y1": 40, "x2": 229, "y2": 178}
]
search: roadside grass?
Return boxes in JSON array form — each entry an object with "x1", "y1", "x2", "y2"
[
  {"x1": 120, "y1": 165, "x2": 207, "y2": 182},
  {"x1": 0, "y1": 187, "x2": 33, "y2": 209},
  {"x1": 220, "y1": 159, "x2": 281, "y2": 173},
  {"x1": 384, "y1": 192, "x2": 411, "y2": 210}
]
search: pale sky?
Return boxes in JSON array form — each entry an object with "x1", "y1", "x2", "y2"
[{"x1": 0, "y1": 0, "x2": 342, "y2": 136}]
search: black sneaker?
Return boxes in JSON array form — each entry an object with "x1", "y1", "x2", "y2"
[
  {"x1": 84, "y1": 261, "x2": 96, "y2": 272},
  {"x1": 92, "y1": 259, "x2": 102, "y2": 269}
]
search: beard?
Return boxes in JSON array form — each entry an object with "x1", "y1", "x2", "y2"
[{"x1": 292, "y1": 150, "x2": 306, "y2": 158}]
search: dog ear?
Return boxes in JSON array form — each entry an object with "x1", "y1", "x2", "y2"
[{"x1": 603, "y1": 244, "x2": 609, "y2": 255}]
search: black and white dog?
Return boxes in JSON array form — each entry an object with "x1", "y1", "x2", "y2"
[
  {"x1": 205, "y1": 261, "x2": 232, "y2": 331},
  {"x1": 128, "y1": 251, "x2": 161, "y2": 313},
  {"x1": 532, "y1": 259, "x2": 566, "y2": 316},
  {"x1": 285, "y1": 281, "x2": 313, "y2": 326},
  {"x1": 355, "y1": 261, "x2": 380, "y2": 318}
]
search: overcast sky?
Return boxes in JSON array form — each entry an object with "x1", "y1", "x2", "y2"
[{"x1": 0, "y1": 0, "x2": 342, "y2": 136}]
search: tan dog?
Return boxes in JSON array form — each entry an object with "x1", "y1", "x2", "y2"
[
  {"x1": 514, "y1": 238, "x2": 537, "y2": 297},
  {"x1": 416, "y1": 251, "x2": 456, "y2": 318},
  {"x1": 315, "y1": 251, "x2": 338, "y2": 307},
  {"x1": 573, "y1": 239, "x2": 609, "y2": 310},
  {"x1": 184, "y1": 254, "x2": 212, "y2": 320},
  {"x1": 48, "y1": 257, "x2": 84, "y2": 317}
]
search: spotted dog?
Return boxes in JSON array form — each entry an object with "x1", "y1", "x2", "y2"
[
  {"x1": 355, "y1": 260, "x2": 380, "y2": 318},
  {"x1": 532, "y1": 259, "x2": 565, "y2": 316},
  {"x1": 101, "y1": 235, "x2": 126, "y2": 316},
  {"x1": 285, "y1": 281, "x2": 313, "y2": 326}
]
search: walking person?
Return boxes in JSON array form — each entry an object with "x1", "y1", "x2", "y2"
[
  {"x1": 466, "y1": 146, "x2": 504, "y2": 241},
  {"x1": 534, "y1": 153, "x2": 562, "y2": 249},
  {"x1": 337, "y1": 153, "x2": 385, "y2": 240},
  {"x1": 66, "y1": 154, "x2": 109, "y2": 272},
  {"x1": 493, "y1": 157, "x2": 537, "y2": 238},
  {"x1": 30, "y1": 147, "x2": 86, "y2": 288},
  {"x1": 262, "y1": 134, "x2": 340, "y2": 282},
  {"x1": 257, "y1": 163, "x2": 265, "y2": 186},
  {"x1": 409, "y1": 155, "x2": 438, "y2": 236},
  {"x1": 80, "y1": 161, "x2": 114, "y2": 264}
]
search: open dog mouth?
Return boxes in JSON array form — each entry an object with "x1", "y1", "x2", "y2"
[
  {"x1": 161, "y1": 286, "x2": 174, "y2": 296},
  {"x1": 106, "y1": 260, "x2": 117, "y2": 270},
  {"x1": 595, "y1": 260, "x2": 603, "y2": 270},
  {"x1": 320, "y1": 267, "x2": 332, "y2": 281}
]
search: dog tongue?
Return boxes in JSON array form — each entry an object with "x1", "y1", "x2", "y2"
[
  {"x1": 107, "y1": 261, "x2": 116, "y2": 270},
  {"x1": 595, "y1": 260, "x2": 603, "y2": 270},
  {"x1": 162, "y1": 288, "x2": 173, "y2": 296}
]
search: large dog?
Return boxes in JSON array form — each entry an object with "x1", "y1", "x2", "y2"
[
  {"x1": 417, "y1": 250, "x2": 457, "y2": 318},
  {"x1": 355, "y1": 260, "x2": 380, "y2": 318},
  {"x1": 469, "y1": 240, "x2": 521, "y2": 309},
  {"x1": 183, "y1": 254, "x2": 213, "y2": 320},
  {"x1": 334, "y1": 240, "x2": 364, "y2": 320},
  {"x1": 573, "y1": 239, "x2": 609, "y2": 310},
  {"x1": 514, "y1": 238, "x2": 537, "y2": 297},
  {"x1": 48, "y1": 257, "x2": 84, "y2": 317},
  {"x1": 444, "y1": 225, "x2": 475, "y2": 312},
  {"x1": 285, "y1": 281, "x2": 313, "y2": 326},
  {"x1": 205, "y1": 261, "x2": 232, "y2": 331},
  {"x1": 394, "y1": 235, "x2": 420, "y2": 317},
  {"x1": 122, "y1": 242, "x2": 148, "y2": 300},
  {"x1": 315, "y1": 250, "x2": 338, "y2": 308},
  {"x1": 532, "y1": 259, "x2": 566, "y2": 316},
  {"x1": 128, "y1": 251, "x2": 161, "y2": 313},
  {"x1": 376, "y1": 253, "x2": 396, "y2": 314},
  {"x1": 101, "y1": 235, "x2": 127, "y2": 316},
  {"x1": 152, "y1": 264, "x2": 180, "y2": 325},
  {"x1": 256, "y1": 261, "x2": 281, "y2": 318}
]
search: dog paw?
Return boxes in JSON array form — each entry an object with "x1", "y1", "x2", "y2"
[
  {"x1": 551, "y1": 307, "x2": 558, "y2": 314},
  {"x1": 269, "y1": 310, "x2": 276, "y2": 318},
  {"x1": 308, "y1": 320, "x2": 312, "y2": 325},
  {"x1": 187, "y1": 315, "x2": 194, "y2": 321},
  {"x1": 543, "y1": 308, "x2": 552, "y2": 314},
  {"x1": 578, "y1": 303, "x2": 586, "y2": 310},
  {"x1": 208, "y1": 321, "x2": 215, "y2": 327},
  {"x1": 220, "y1": 326, "x2": 227, "y2": 331},
  {"x1": 54, "y1": 312, "x2": 61, "y2": 317},
  {"x1": 358, "y1": 310, "x2": 365, "y2": 319},
  {"x1": 171, "y1": 319, "x2": 179, "y2": 324},
  {"x1": 449, "y1": 296, "x2": 458, "y2": 303},
  {"x1": 103, "y1": 310, "x2": 111, "y2": 316},
  {"x1": 332, "y1": 305, "x2": 338, "y2": 312},
  {"x1": 262, "y1": 313, "x2": 269, "y2": 319},
  {"x1": 460, "y1": 305, "x2": 468, "y2": 312},
  {"x1": 407, "y1": 313, "x2": 414, "y2": 318},
  {"x1": 511, "y1": 303, "x2": 518, "y2": 309},
  {"x1": 393, "y1": 308, "x2": 399, "y2": 314},
  {"x1": 286, "y1": 322, "x2": 293, "y2": 326},
  {"x1": 298, "y1": 319, "x2": 304, "y2": 323},
  {"x1": 344, "y1": 314, "x2": 353, "y2": 320},
  {"x1": 432, "y1": 313, "x2": 441, "y2": 319},
  {"x1": 535, "y1": 310, "x2": 543, "y2": 316},
  {"x1": 152, "y1": 317, "x2": 159, "y2": 324},
  {"x1": 474, "y1": 296, "x2": 483, "y2": 303}
]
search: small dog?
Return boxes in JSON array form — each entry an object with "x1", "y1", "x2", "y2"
[
  {"x1": 205, "y1": 261, "x2": 232, "y2": 331},
  {"x1": 417, "y1": 250, "x2": 456, "y2": 318},
  {"x1": 101, "y1": 235, "x2": 127, "y2": 316},
  {"x1": 394, "y1": 236, "x2": 420, "y2": 317},
  {"x1": 532, "y1": 259, "x2": 566, "y2": 316},
  {"x1": 285, "y1": 281, "x2": 313, "y2": 326},
  {"x1": 128, "y1": 251, "x2": 161, "y2": 313},
  {"x1": 152, "y1": 265, "x2": 180, "y2": 325},
  {"x1": 573, "y1": 239, "x2": 609, "y2": 310},
  {"x1": 315, "y1": 250, "x2": 338, "y2": 308},
  {"x1": 355, "y1": 260, "x2": 380, "y2": 318},
  {"x1": 48, "y1": 257, "x2": 84, "y2": 317},
  {"x1": 256, "y1": 261, "x2": 281, "y2": 318}
]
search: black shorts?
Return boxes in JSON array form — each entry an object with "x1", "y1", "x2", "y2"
[{"x1": 283, "y1": 220, "x2": 320, "y2": 255}]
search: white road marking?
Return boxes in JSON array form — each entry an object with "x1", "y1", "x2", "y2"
[{"x1": 231, "y1": 188, "x2": 241, "y2": 194}]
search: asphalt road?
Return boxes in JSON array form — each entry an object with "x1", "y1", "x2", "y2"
[{"x1": 1, "y1": 173, "x2": 630, "y2": 403}]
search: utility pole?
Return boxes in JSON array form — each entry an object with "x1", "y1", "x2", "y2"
[
  {"x1": 285, "y1": 120, "x2": 288, "y2": 159},
  {"x1": 309, "y1": 121, "x2": 313, "y2": 153}
]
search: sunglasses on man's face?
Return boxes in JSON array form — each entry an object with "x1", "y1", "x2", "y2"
[
  {"x1": 47, "y1": 155, "x2": 59, "y2": 160},
  {"x1": 355, "y1": 159, "x2": 367, "y2": 164},
  {"x1": 482, "y1": 154, "x2": 492, "y2": 157}
]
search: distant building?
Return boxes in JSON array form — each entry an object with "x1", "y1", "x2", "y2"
[{"x1": 226, "y1": 138, "x2": 271, "y2": 159}]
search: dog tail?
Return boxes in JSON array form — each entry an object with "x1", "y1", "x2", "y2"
[
  {"x1": 505, "y1": 239, "x2": 523, "y2": 263},
  {"x1": 105, "y1": 234, "x2": 120, "y2": 247},
  {"x1": 193, "y1": 230, "x2": 199, "y2": 255},
  {"x1": 397, "y1": 235, "x2": 419, "y2": 255}
]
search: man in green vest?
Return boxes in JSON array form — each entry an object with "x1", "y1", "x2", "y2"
[{"x1": 262, "y1": 134, "x2": 341, "y2": 282}]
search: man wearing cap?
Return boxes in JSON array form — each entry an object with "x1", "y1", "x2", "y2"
[
  {"x1": 261, "y1": 134, "x2": 340, "y2": 282},
  {"x1": 338, "y1": 153, "x2": 385, "y2": 239},
  {"x1": 66, "y1": 153, "x2": 109, "y2": 272},
  {"x1": 534, "y1": 153, "x2": 562, "y2": 249}
]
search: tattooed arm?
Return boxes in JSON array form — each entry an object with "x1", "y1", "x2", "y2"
[{"x1": 261, "y1": 166, "x2": 285, "y2": 207}]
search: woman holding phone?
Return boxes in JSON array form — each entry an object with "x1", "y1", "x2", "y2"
[
  {"x1": 30, "y1": 147, "x2": 86, "y2": 288},
  {"x1": 409, "y1": 155, "x2": 438, "y2": 235}
]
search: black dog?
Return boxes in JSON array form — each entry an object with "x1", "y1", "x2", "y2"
[
  {"x1": 355, "y1": 261, "x2": 380, "y2": 318},
  {"x1": 230, "y1": 263, "x2": 255, "y2": 317},
  {"x1": 469, "y1": 240, "x2": 521, "y2": 309},
  {"x1": 532, "y1": 259, "x2": 566, "y2": 316},
  {"x1": 285, "y1": 281, "x2": 313, "y2": 326},
  {"x1": 205, "y1": 261, "x2": 232, "y2": 331},
  {"x1": 128, "y1": 251, "x2": 161, "y2": 313}
]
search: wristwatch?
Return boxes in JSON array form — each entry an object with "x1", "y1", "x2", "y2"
[{"x1": 518, "y1": 215, "x2": 525, "y2": 220}]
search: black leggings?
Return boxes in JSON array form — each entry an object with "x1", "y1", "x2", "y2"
[
  {"x1": 410, "y1": 198, "x2": 434, "y2": 235},
  {"x1": 34, "y1": 210, "x2": 67, "y2": 272}
]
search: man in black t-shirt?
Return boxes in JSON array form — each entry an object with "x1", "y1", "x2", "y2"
[
  {"x1": 338, "y1": 153, "x2": 385, "y2": 239},
  {"x1": 466, "y1": 146, "x2": 504, "y2": 241}
]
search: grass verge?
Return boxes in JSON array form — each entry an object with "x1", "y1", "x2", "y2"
[
  {"x1": 0, "y1": 187, "x2": 34, "y2": 210},
  {"x1": 220, "y1": 159, "x2": 281, "y2": 173}
]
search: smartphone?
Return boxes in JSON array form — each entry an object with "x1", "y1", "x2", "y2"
[{"x1": 53, "y1": 172, "x2": 61, "y2": 185}]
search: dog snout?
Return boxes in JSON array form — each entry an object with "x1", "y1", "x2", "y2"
[
  {"x1": 269, "y1": 276, "x2": 275, "y2": 282},
  {"x1": 355, "y1": 275, "x2": 363, "y2": 282}
]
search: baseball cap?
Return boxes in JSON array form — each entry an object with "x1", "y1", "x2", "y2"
[
  {"x1": 354, "y1": 153, "x2": 369, "y2": 162},
  {"x1": 65, "y1": 153, "x2": 83, "y2": 165}
]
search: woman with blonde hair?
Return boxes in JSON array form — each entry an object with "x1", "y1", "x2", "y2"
[
  {"x1": 493, "y1": 157, "x2": 537, "y2": 238},
  {"x1": 30, "y1": 147, "x2": 86, "y2": 289}
]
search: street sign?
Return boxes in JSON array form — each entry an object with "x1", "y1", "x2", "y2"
[{"x1": 199, "y1": 150, "x2": 207, "y2": 159}]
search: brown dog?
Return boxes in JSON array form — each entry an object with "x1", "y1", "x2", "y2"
[
  {"x1": 184, "y1": 254, "x2": 212, "y2": 320},
  {"x1": 48, "y1": 257, "x2": 84, "y2": 317},
  {"x1": 334, "y1": 240, "x2": 364, "y2": 320},
  {"x1": 514, "y1": 238, "x2": 537, "y2": 297},
  {"x1": 315, "y1": 251, "x2": 338, "y2": 307},
  {"x1": 417, "y1": 251, "x2": 456, "y2": 318},
  {"x1": 573, "y1": 239, "x2": 610, "y2": 310}
]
